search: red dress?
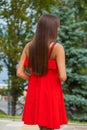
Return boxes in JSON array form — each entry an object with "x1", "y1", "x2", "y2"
[{"x1": 22, "y1": 43, "x2": 68, "y2": 129}]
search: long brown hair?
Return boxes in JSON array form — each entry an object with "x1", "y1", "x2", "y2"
[{"x1": 28, "y1": 14, "x2": 60, "y2": 75}]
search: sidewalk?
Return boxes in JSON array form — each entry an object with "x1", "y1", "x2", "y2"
[
  {"x1": 0, "y1": 118, "x2": 87, "y2": 130},
  {"x1": 18, "y1": 124, "x2": 87, "y2": 130}
]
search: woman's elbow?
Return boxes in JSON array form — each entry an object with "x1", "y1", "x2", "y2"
[{"x1": 16, "y1": 69, "x2": 21, "y2": 77}]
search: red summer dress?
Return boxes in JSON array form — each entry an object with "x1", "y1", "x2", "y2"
[{"x1": 22, "y1": 43, "x2": 68, "y2": 129}]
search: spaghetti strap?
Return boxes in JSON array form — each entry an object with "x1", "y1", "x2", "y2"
[{"x1": 49, "y1": 42, "x2": 55, "y2": 58}]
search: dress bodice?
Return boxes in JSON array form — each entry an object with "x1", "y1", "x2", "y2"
[{"x1": 24, "y1": 57, "x2": 57, "y2": 70}]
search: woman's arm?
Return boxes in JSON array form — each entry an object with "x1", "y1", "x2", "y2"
[
  {"x1": 16, "y1": 45, "x2": 29, "y2": 80},
  {"x1": 55, "y1": 43, "x2": 67, "y2": 82}
]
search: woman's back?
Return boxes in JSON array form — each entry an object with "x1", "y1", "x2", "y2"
[
  {"x1": 24, "y1": 42, "x2": 58, "y2": 78},
  {"x1": 24, "y1": 42, "x2": 67, "y2": 82}
]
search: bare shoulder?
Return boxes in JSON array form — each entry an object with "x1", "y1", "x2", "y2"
[
  {"x1": 24, "y1": 42, "x2": 31, "y2": 56},
  {"x1": 54, "y1": 43, "x2": 64, "y2": 54},
  {"x1": 25, "y1": 42, "x2": 31, "y2": 49},
  {"x1": 54, "y1": 43, "x2": 64, "y2": 50}
]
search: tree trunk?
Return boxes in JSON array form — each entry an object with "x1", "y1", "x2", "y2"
[{"x1": 11, "y1": 95, "x2": 17, "y2": 116}]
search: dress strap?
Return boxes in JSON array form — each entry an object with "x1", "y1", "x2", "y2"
[{"x1": 49, "y1": 42, "x2": 55, "y2": 58}]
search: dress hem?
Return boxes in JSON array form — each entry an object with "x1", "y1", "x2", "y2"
[{"x1": 22, "y1": 119, "x2": 68, "y2": 129}]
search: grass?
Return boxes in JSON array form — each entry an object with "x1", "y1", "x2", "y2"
[
  {"x1": 0, "y1": 110, "x2": 6, "y2": 115},
  {"x1": 0, "y1": 110, "x2": 21, "y2": 120},
  {"x1": 0, "y1": 115, "x2": 21, "y2": 120},
  {"x1": 69, "y1": 120, "x2": 87, "y2": 124},
  {"x1": 0, "y1": 110, "x2": 87, "y2": 124}
]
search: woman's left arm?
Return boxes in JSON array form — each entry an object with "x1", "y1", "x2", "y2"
[{"x1": 16, "y1": 45, "x2": 29, "y2": 81}]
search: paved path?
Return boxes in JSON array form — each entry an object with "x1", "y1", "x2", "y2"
[{"x1": 0, "y1": 119, "x2": 87, "y2": 130}]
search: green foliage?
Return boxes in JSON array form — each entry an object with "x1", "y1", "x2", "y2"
[
  {"x1": 0, "y1": 0, "x2": 31, "y2": 116},
  {"x1": 51, "y1": 1, "x2": 87, "y2": 121},
  {"x1": 0, "y1": 88, "x2": 8, "y2": 96},
  {"x1": 65, "y1": 94, "x2": 87, "y2": 106},
  {"x1": 0, "y1": 0, "x2": 58, "y2": 116}
]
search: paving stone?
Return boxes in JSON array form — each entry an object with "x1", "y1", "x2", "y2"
[{"x1": 0, "y1": 119, "x2": 87, "y2": 130}]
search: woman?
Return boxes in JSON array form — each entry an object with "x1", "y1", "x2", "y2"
[{"x1": 17, "y1": 14, "x2": 68, "y2": 130}]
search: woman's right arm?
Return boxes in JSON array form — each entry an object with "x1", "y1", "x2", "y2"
[
  {"x1": 16, "y1": 44, "x2": 30, "y2": 80},
  {"x1": 55, "y1": 43, "x2": 67, "y2": 82}
]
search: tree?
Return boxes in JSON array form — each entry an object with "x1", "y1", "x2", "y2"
[
  {"x1": 0, "y1": 0, "x2": 58, "y2": 116},
  {"x1": 0, "y1": 0, "x2": 31, "y2": 116},
  {"x1": 51, "y1": 1, "x2": 87, "y2": 121}
]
